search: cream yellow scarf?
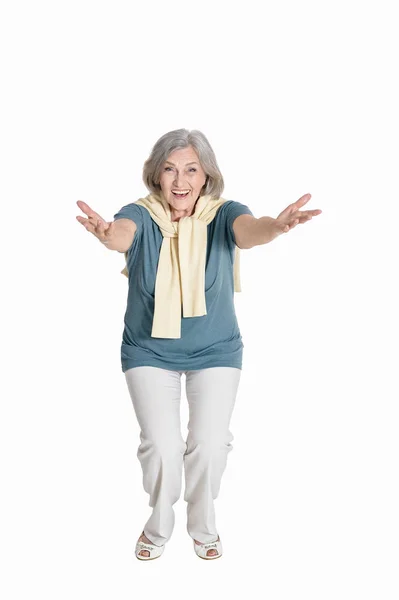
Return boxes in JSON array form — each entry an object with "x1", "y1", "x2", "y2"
[{"x1": 121, "y1": 192, "x2": 242, "y2": 339}]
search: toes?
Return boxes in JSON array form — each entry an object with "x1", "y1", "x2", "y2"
[
  {"x1": 139, "y1": 550, "x2": 150, "y2": 557},
  {"x1": 207, "y1": 550, "x2": 217, "y2": 556}
]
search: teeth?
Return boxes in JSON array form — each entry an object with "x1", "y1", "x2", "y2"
[{"x1": 173, "y1": 191, "x2": 189, "y2": 195}]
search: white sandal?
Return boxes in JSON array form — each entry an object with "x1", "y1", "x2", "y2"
[
  {"x1": 135, "y1": 531, "x2": 165, "y2": 561},
  {"x1": 193, "y1": 535, "x2": 223, "y2": 560}
]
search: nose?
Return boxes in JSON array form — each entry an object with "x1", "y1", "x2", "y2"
[{"x1": 173, "y1": 171, "x2": 186, "y2": 187}]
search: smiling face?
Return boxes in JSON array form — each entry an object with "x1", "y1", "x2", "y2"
[{"x1": 159, "y1": 146, "x2": 207, "y2": 221}]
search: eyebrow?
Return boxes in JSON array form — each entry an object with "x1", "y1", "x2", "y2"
[{"x1": 164, "y1": 161, "x2": 199, "y2": 166}]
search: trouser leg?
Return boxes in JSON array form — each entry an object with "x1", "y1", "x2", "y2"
[
  {"x1": 124, "y1": 366, "x2": 186, "y2": 546},
  {"x1": 183, "y1": 367, "x2": 241, "y2": 543}
]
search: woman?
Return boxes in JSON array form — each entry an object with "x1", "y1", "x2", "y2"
[{"x1": 76, "y1": 128, "x2": 321, "y2": 561}]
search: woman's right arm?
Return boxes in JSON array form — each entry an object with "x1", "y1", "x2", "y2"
[{"x1": 76, "y1": 200, "x2": 137, "y2": 252}]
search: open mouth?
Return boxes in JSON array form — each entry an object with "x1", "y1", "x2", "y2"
[{"x1": 172, "y1": 191, "x2": 190, "y2": 199}]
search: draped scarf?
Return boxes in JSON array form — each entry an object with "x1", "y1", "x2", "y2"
[{"x1": 121, "y1": 192, "x2": 242, "y2": 339}]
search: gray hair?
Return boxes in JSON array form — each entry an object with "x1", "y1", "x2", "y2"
[{"x1": 142, "y1": 128, "x2": 224, "y2": 199}]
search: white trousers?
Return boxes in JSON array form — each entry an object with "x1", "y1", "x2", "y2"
[{"x1": 124, "y1": 365, "x2": 241, "y2": 546}]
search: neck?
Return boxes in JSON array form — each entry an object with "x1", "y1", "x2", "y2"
[
  {"x1": 170, "y1": 196, "x2": 200, "y2": 221},
  {"x1": 171, "y1": 208, "x2": 194, "y2": 221}
]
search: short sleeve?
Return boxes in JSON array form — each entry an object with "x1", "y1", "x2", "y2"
[
  {"x1": 224, "y1": 200, "x2": 255, "y2": 247},
  {"x1": 113, "y1": 203, "x2": 143, "y2": 239}
]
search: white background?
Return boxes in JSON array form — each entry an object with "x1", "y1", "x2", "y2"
[{"x1": 1, "y1": 0, "x2": 398, "y2": 598}]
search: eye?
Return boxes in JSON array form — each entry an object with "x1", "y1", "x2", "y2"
[
  {"x1": 189, "y1": 168, "x2": 197, "y2": 172},
  {"x1": 164, "y1": 167, "x2": 173, "y2": 171}
]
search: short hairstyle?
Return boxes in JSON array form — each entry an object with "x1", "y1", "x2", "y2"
[{"x1": 142, "y1": 128, "x2": 224, "y2": 199}]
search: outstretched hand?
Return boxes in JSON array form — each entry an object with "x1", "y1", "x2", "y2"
[
  {"x1": 272, "y1": 193, "x2": 322, "y2": 238},
  {"x1": 76, "y1": 200, "x2": 115, "y2": 244}
]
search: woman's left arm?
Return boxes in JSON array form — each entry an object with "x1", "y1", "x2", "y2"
[{"x1": 233, "y1": 193, "x2": 322, "y2": 249}]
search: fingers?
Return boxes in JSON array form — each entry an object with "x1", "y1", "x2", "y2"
[
  {"x1": 76, "y1": 213, "x2": 109, "y2": 240},
  {"x1": 76, "y1": 215, "x2": 97, "y2": 235},
  {"x1": 280, "y1": 202, "x2": 322, "y2": 233},
  {"x1": 288, "y1": 210, "x2": 320, "y2": 229},
  {"x1": 76, "y1": 200, "x2": 104, "y2": 223},
  {"x1": 291, "y1": 208, "x2": 322, "y2": 220},
  {"x1": 278, "y1": 196, "x2": 310, "y2": 219},
  {"x1": 291, "y1": 193, "x2": 313, "y2": 211},
  {"x1": 281, "y1": 218, "x2": 298, "y2": 233},
  {"x1": 281, "y1": 214, "x2": 310, "y2": 233},
  {"x1": 77, "y1": 200, "x2": 96, "y2": 218},
  {"x1": 301, "y1": 209, "x2": 322, "y2": 216},
  {"x1": 297, "y1": 193, "x2": 311, "y2": 204},
  {"x1": 96, "y1": 219, "x2": 110, "y2": 240},
  {"x1": 76, "y1": 199, "x2": 110, "y2": 237},
  {"x1": 278, "y1": 194, "x2": 318, "y2": 219}
]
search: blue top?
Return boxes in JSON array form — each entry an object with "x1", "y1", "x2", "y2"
[{"x1": 113, "y1": 199, "x2": 254, "y2": 373}]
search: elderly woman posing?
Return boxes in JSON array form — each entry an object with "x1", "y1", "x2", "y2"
[{"x1": 76, "y1": 128, "x2": 321, "y2": 561}]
